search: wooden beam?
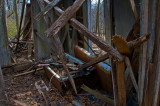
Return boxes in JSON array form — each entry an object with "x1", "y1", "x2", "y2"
[
  {"x1": 37, "y1": 0, "x2": 77, "y2": 94},
  {"x1": 79, "y1": 33, "x2": 150, "y2": 70},
  {"x1": 112, "y1": 35, "x2": 127, "y2": 105},
  {"x1": 125, "y1": 57, "x2": 138, "y2": 93},
  {"x1": 52, "y1": 6, "x2": 123, "y2": 61},
  {"x1": 79, "y1": 53, "x2": 109, "y2": 69},
  {"x1": 116, "y1": 62, "x2": 126, "y2": 106},
  {"x1": 45, "y1": 0, "x2": 86, "y2": 37},
  {"x1": 144, "y1": 0, "x2": 160, "y2": 105},
  {"x1": 81, "y1": 84, "x2": 114, "y2": 105},
  {"x1": 129, "y1": 0, "x2": 138, "y2": 20},
  {"x1": 138, "y1": 0, "x2": 149, "y2": 105},
  {"x1": 74, "y1": 46, "x2": 113, "y2": 94},
  {"x1": 111, "y1": 61, "x2": 126, "y2": 106},
  {"x1": 35, "y1": 0, "x2": 61, "y2": 21},
  {"x1": 127, "y1": 33, "x2": 150, "y2": 48}
]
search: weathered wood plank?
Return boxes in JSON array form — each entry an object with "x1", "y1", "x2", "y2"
[
  {"x1": 129, "y1": 0, "x2": 138, "y2": 19},
  {"x1": 138, "y1": 0, "x2": 149, "y2": 105},
  {"x1": 125, "y1": 57, "x2": 138, "y2": 93},
  {"x1": 79, "y1": 33, "x2": 150, "y2": 70},
  {"x1": 144, "y1": 0, "x2": 160, "y2": 105},
  {"x1": 111, "y1": 61, "x2": 126, "y2": 106},
  {"x1": 37, "y1": 0, "x2": 77, "y2": 94},
  {"x1": 79, "y1": 53, "x2": 109, "y2": 69},
  {"x1": 127, "y1": 33, "x2": 150, "y2": 48},
  {"x1": 112, "y1": 35, "x2": 128, "y2": 106},
  {"x1": 116, "y1": 62, "x2": 126, "y2": 106},
  {"x1": 42, "y1": 0, "x2": 124, "y2": 61},
  {"x1": 51, "y1": 6, "x2": 123, "y2": 61},
  {"x1": 74, "y1": 46, "x2": 112, "y2": 94},
  {"x1": 81, "y1": 84, "x2": 114, "y2": 105},
  {"x1": 45, "y1": 0, "x2": 86, "y2": 37},
  {"x1": 35, "y1": 0, "x2": 61, "y2": 21}
]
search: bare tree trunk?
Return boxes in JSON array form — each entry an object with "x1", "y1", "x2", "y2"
[
  {"x1": 6, "y1": 0, "x2": 11, "y2": 10},
  {"x1": 14, "y1": 0, "x2": 19, "y2": 32}
]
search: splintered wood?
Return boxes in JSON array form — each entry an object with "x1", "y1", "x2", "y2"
[
  {"x1": 36, "y1": 0, "x2": 77, "y2": 94},
  {"x1": 52, "y1": 6, "x2": 124, "y2": 61}
]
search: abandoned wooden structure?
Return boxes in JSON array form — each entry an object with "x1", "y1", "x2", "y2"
[{"x1": 0, "y1": 0, "x2": 160, "y2": 105}]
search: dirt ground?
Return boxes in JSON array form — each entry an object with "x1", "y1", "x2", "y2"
[
  {"x1": 1, "y1": 44, "x2": 112, "y2": 106},
  {"x1": 3, "y1": 64, "x2": 109, "y2": 106}
]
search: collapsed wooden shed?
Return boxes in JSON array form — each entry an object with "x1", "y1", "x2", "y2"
[{"x1": 0, "y1": 0, "x2": 160, "y2": 105}]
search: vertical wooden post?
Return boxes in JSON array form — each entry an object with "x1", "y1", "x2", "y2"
[
  {"x1": 111, "y1": 60, "x2": 126, "y2": 106},
  {"x1": 144, "y1": 0, "x2": 160, "y2": 105},
  {"x1": 138, "y1": 0, "x2": 148, "y2": 105}
]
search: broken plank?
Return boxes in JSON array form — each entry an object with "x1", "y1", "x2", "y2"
[
  {"x1": 81, "y1": 84, "x2": 114, "y2": 105},
  {"x1": 125, "y1": 57, "x2": 138, "y2": 93},
  {"x1": 129, "y1": 0, "x2": 139, "y2": 20},
  {"x1": 74, "y1": 45, "x2": 112, "y2": 94},
  {"x1": 79, "y1": 33, "x2": 150, "y2": 70},
  {"x1": 52, "y1": 6, "x2": 123, "y2": 61},
  {"x1": 112, "y1": 61, "x2": 126, "y2": 106},
  {"x1": 112, "y1": 35, "x2": 128, "y2": 106},
  {"x1": 37, "y1": 1, "x2": 77, "y2": 94},
  {"x1": 2, "y1": 62, "x2": 34, "y2": 72},
  {"x1": 79, "y1": 53, "x2": 109, "y2": 69},
  {"x1": 127, "y1": 33, "x2": 150, "y2": 48},
  {"x1": 36, "y1": 0, "x2": 61, "y2": 21},
  {"x1": 45, "y1": 0, "x2": 86, "y2": 37}
]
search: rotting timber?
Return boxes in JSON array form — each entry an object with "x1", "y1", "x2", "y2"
[{"x1": 1, "y1": 0, "x2": 159, "y2": 105}]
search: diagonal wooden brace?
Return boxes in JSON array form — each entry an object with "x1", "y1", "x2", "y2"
[
  {"x1": 36, "y1": 0, "x2": 77, "y2": 94},
  {"x1": 45, "y1": 0, "x2": 86, "y2": 37},
  {"x1": 43, "y1": 3, "x2": 124, "y2": 61}
]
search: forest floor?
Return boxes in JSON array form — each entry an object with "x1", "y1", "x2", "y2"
[{"x1": 3, "y1": 48, "x2": 109, "y2": 106}]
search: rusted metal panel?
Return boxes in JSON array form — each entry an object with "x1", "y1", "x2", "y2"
[{"x1": 0, "y1": 0, "x2": 10, "y2": 67}]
